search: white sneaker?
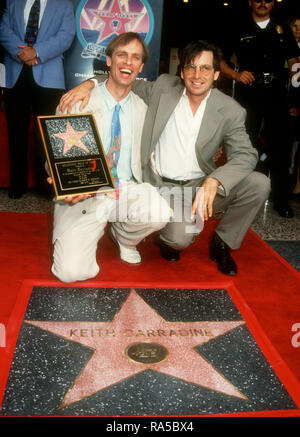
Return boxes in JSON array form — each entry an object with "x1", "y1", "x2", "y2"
[{"x1": 110, "y1": 228, "x2": 141, "y2": 265}]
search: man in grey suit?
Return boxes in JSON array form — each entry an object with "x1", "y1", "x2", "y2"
[{"x1": 59, "y1": 40, "x2": 270, "y2": 276}]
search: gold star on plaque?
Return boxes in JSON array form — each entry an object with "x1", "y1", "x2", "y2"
[{"x1": 53, "y1": 121, "x2": 89, "y2": 155}]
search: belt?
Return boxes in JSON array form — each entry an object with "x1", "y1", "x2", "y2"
[
  {"x1": 161, "y1": 176, "x2": 192, "y2": 185},
  {"x1": 253, "y1": 72, "x2": 285, "y2": 86}
]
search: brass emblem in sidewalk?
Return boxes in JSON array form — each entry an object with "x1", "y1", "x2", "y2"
[{"x1": 125, "y1": 342, "x2": 169, "y2": 364}]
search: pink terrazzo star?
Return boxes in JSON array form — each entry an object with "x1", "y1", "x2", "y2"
[
  {"x1": 53, "y1": 121, "x2": 89, "y2": 155},
  {"x1": 25, "y1": 290, "x2": 247, "y2": 408}
]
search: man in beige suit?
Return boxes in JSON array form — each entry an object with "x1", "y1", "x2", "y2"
[
  {"x1": 60, "y1": 40, "x2": 270, "y2": 276},
  {"x1": 52, "y1": 33, "x2": 172, "y2": 283}
]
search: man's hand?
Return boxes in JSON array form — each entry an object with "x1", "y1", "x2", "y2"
[
  {"x1": 220, "y1": 60, "x2": 255, "y2": 86},
  {"x1": 17, "y1": 45, "x2": 37, "y2": 63},
  {"x1": 47, "y1": 177, "x2": 91, "y2": 204},
  {"x1": 234, "y1": 70, "x2": 255, "y2": 85},
  {"x1": 191, "y1": 177, "x2": 219, "y2": 222},
  {"x1": 25, "y1": 58, "x2": 38, "y2": 66},
  {"x1": 290, "y1": 106, "x2": 300, "y2": 116},
  {"x1": 63, "y1": 194, "x2": 91, "y2": 204},
  {"x1": 190, "y1": 187, "x2": 205, "y2": 231},
  {"x1": 59, "y1": 80, "x2": 95, "y2": 114}
]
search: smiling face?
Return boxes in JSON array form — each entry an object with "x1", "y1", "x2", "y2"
[
  {"x1": 180, "y1": 50, "x2": 220, "y2": 102},
  {"x1": 106, "y1": 38, "x2": 144, "y2": 96},
  {"x1": 291, "y1": 19, "x2": 300, "y2": 42}
]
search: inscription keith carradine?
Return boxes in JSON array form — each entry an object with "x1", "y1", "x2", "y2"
[
  {"x1": 68, "y1": 327, "x2": 214, "y2": 338},
  {"x1": 38, "y1": 114, "x2": 115, "y2": 199}
]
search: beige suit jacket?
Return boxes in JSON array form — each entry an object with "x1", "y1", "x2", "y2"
[{"x1": 52, "y1": 87, "x2": 147, "y2": 241}]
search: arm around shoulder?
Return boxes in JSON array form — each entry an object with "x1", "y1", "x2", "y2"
[
  {"x1": 59, "y1": 78, "x2": 96, "y2": 114},
  {"x1": 131, "y1": 74, "x2": 182, "y2": 104}
]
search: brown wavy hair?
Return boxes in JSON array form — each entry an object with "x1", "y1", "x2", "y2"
[{"x1": 178, "y1": 40, "x2": 223, "y2": 73}]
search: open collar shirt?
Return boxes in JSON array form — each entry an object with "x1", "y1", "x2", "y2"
[{"x1": 154, "y1": 88, "x2": 210, "y2": 180}]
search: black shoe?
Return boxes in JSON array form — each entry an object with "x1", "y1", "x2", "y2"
[
  {"x1": 210, "y1": 232, "x2": 237, "y2": 276},
  {"x1": 273, "y1": 203, "x2": 294, "y2": 218},
  {"x1": 159, "y1": 244, "x2": 180, "y2": 262},
  {"x1": 153, "y1": 234, "x2": 181, "y2": 262}
]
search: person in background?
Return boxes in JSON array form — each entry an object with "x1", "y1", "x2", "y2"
[
  {"x1": 0, "y1": 0, "x2": 75, "y2": 199},
  {"x1": 0, "y1": 1, "x2": 6, "y2": 97},
  {"x1": 220, "y1": 0, "x2": 300, "y2": 218},
  {"x1": 288, "y1": 14, "x2": 300, "y2": 198},
  {"x1": 289, "y1": 14, "x2": 300, "y2": 46}
]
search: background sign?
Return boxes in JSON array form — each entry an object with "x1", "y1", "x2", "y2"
[{"x1": 64, "y1": 0, "x2": 164, "y2": 89}]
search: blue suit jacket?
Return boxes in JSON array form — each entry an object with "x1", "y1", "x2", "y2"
[{"x1": 0, "y1": 0, "x2": 75, "y2": 89}]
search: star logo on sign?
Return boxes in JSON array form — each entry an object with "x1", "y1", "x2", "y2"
[
  {"x1": 25, "y1": 290, "x2": 248, "y2": 409},
  {"x1": 89, "y1": 0, "x2": 142, "y2": 43},
  {"x1": 53, "y1": 121, "x2": 89, "y2": 155}
]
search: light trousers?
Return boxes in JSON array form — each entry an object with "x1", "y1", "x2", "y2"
[{"x1": 52, "y1": 182, "x2": 173, "y2": 283}]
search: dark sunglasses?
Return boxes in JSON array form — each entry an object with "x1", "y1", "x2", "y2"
[{"x1": 253, "y1": 0, "x2": 273, "y2": 3}]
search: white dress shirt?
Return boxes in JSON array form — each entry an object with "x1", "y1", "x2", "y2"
[{"x1": 155, "y1": 89, "x2": 210, "y2": 180}]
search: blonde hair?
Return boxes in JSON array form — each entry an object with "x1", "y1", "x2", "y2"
[{"x1": 106, "y1": 32, "x2": 149, "y2": 63}]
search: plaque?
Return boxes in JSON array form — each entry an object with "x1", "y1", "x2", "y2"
[
  {"x1": 125, "y1": 342, "x2": 169, "y2": 364},
  {"x1": 37, "y1": 114, "x2": 115, "y2": 199}
]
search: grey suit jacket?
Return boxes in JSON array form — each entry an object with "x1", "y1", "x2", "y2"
[{"x1": 131, "y1": 74, "x2": 258, "y2": 197}]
